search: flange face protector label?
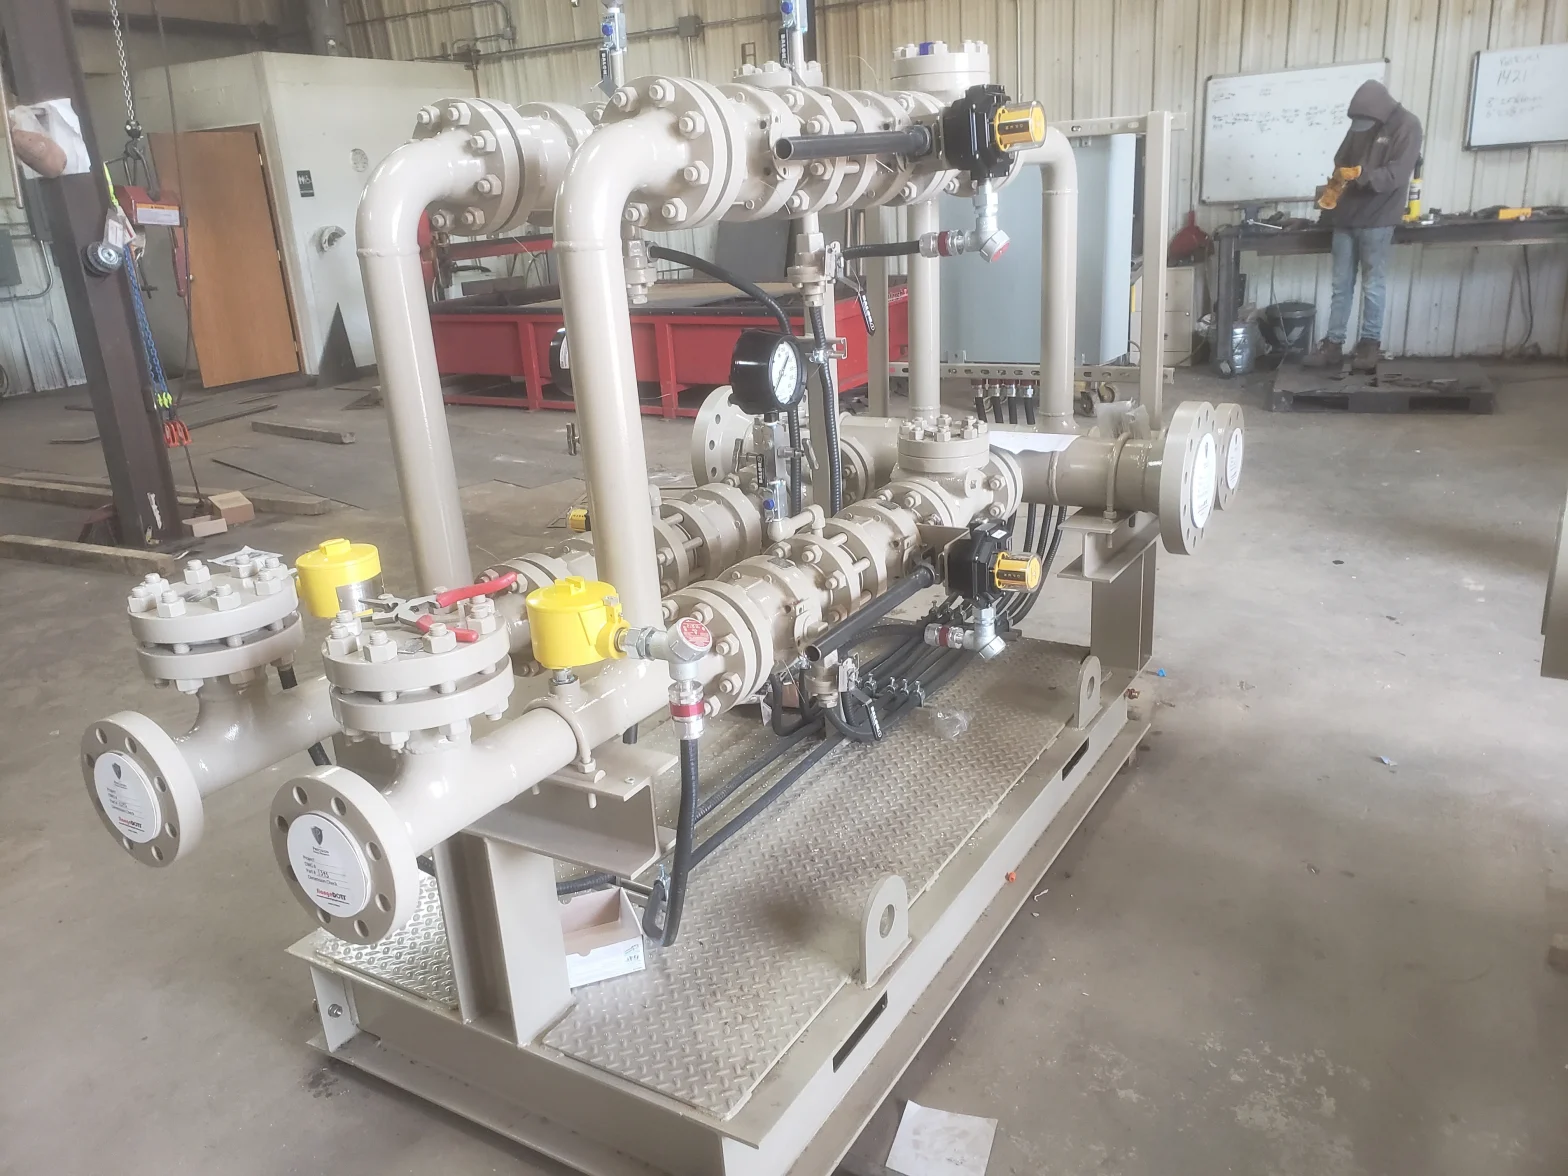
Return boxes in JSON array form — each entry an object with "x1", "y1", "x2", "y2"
[
  {"x1": 1191, "y1": 431, "x2": 1216, "y2": 531},
  {"x1": 1226, "y1": 427, "x2": 1244, "y2": 490},
  {"x1": 287, "y1": 812, "x2": 371, "y2": 916},
  {"x1": 94, "y1": 751, "x2": 161, "y2": 843}
]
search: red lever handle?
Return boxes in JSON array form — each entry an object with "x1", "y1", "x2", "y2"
[
  {"x1": 414, "y1": 614, "x2": 478, "y2": 643},
  {"x1": 434, "y1": 570, "x2": 518, "y2": 610}
]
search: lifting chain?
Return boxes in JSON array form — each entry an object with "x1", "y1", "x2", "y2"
[{"x1": 108, "y1": 0, "x2": 142, "y2": 141}]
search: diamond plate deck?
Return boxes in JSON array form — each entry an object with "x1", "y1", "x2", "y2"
[
  {"x1": 308, "y1": 874, "x2": 458, "y2": 1007},
  {"x1": 303, "y1": 641, "x2": 1083, "y2": 1122},
  {"x1": 543, "y1": 641, "x2": 1077, "y2": 1119}
]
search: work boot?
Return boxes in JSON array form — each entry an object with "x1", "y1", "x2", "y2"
[
  {"x1": 1300, "y1": 338, "x2": 1343, "y2": 369},
  {"x1": 1351, "y1": 338, "x2": 1380, "y2": 374}
]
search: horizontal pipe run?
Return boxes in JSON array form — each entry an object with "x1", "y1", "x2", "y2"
[
  {"x1": 382, "y1": 661, "x2": 669, "y2": 854},
  {"x1": 774, "y1": 126, "x2": 934, "y2": 162},
  {"x1": 1013, "y1": 437, "x2": 1162, "y2": 513},
  {"x1": 180, "y1": 676, "x2": 340, "y2": 796}
]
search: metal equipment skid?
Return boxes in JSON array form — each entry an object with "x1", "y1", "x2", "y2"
[{"x1": 295, "y1": 634, "x2": 1147, "y2": 1176}]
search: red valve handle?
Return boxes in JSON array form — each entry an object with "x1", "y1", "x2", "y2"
[
  {"x1": 414, "y1": 613, "x2": 478, "y2": 643},
  {"x1": 434, "y1": 570, "x2": 518, "y2": 609}
]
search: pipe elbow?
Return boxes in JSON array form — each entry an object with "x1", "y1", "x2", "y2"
[
  {"x1": 553, "y1": 115, "x2": 685, "y2": 251},
  {"x1": 357, "y1": 131, "x2": 486, "y2": 259}
]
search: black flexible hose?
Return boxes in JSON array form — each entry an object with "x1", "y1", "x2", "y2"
[
  {"x1": 803, "y1": 563, "x2": 936, "y2": 662},
  {"x1": 840, "y1": 239, "x2": 923, "y2": 261},
  {"x1": 647, "y1": 245, "x2": 792, "y2": 337},
  {"x1": 809, "y1": 304, "x2": 844, "y2": 515},
  {"x1": 825, "y1": 702, "x2": 879, "y2": 743},
  {"x1": 693, "y1": 735, "x2": 841, "y2": 868},
  {"x1": 276, "y1": 665, "x2": 330, "y2": 766},
  {"x1": 622, "y1": 723, "x2": 639, "y2": 745},
  {"x1": 975, "y1": 393, "x2": 988, "y2": 422},
  {"x1": 641, "y1": 736, "x2": 700, "y2": 946},
  {"x1": 764, "y1": 671, "x2": 818, "y2": 737},
  {"x1": 786, "y1": 406, "x2": 804, "y2": 515},
  {"x1": 991, "y1": 396, "x2": 1005, "y2": 425},
  {"x1": 1007, "y1": 398, "x2": 1018, "y2": 425},
  {"x1": 1023, "y1": 398, "x2": 1037, "y2": 427}
]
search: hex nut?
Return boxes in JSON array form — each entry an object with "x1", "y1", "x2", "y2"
[
  {"x1": 156, "y1": 591, "x2": 186, "y2": 618},
  {"x1": 423, "y1": 623, "x2": 458, "y2": 654},
  {"x1": 677, "y1": 112, "x2": 706, "y2": 138},
  {"x1": 660, "y1": 198, "x2": 688, "y2": 223}
]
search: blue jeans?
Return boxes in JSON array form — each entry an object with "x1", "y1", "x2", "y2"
[{"x1": 1326, "y1": 226, "x2": 1394, "y2": 345}]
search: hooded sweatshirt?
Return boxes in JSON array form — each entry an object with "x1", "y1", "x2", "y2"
[{"x1": 1330, "y1": 81, "x2": 1422, "y2": 228}]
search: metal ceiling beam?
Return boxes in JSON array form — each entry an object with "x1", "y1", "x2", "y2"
[
  {"x1": 69, "y1": 8, "x2": 279, "y2": 43},
  {"x1": 1, "y1": 0, "x2": 183, "y2": 546}
]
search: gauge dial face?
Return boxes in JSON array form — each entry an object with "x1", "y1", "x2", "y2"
[{"x1": 769, "y1": 341, "x2": 799, "y2": 404}]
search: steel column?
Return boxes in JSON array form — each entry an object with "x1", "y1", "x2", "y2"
[{"x1": 2, "y1": 0, "x2": 182, "y2": 546}]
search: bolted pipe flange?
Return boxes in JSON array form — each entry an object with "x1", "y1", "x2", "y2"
[
  {"x1": 1212, "y1": 402, "x2": 1245, "y2": 511},
  {"x1": 81, "y1": 712, "x2": 204, "y2": 867},
  {"x1": 324, "y1": 623, "x2": 513, "y2": 739},
  {"x1": 415, "y1": 98, "x2": 593, "y2": 237},
  {"x1": 127, "y1": 560, "x2": 304, "y2": 690},
  {"x1": 270, "y1": 766, "x2": 421, "y2": 944},
  {"x1": 1158, "y1": 400, "x2": 1220, "y2": 555}
]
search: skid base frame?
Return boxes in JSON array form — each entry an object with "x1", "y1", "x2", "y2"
[{"x1": 289, "y1": 644, "x2": 1147, "y2": 1176}]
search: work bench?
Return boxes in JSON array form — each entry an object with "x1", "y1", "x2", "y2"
[
  {"x1": 430, "y1": 280, "x2": 908, "y2": 419},
  {"x1": 1211, "y1": 214, "x2": 1568, "y2": 374}
]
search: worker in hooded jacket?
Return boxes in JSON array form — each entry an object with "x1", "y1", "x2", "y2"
[{"x1": 1303, "y1": 80, "x2": 1423, "y2": 373}]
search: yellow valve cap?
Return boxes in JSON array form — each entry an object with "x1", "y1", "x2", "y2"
[
  {"x1": 567, "y1": 506, "x2": 591, "y2": 533},
  {"x1": 294, "y1": 538, "x2": 383, "y2": 619},
  {"x1": 993, "y1": 101, "x2": 1046, "y2": 153},
  {"x1": 992, "y1": 551, "x2": 1043, "y2": 593},
  {"x1": 525, "y1": 576, "x2": 629, "y2": 670}
]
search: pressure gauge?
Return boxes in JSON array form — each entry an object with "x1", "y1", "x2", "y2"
[{"x1": 729, "y1": 329, "x2": 808, "y2": 415}]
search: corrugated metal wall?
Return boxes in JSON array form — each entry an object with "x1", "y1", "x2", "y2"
[{"x1": 355, "y1": 0, "x2": 1568, "y2": 357}]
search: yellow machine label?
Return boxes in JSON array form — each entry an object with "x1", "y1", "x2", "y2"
[
  {"x1": 993, "y1": 552, "x2": 1043, "y2": 592},
  {"x1": 525, "y1": 576, "x2": 628, "y2": 670},
  {"x1": 567, "y1": 506, "x2": 591, "y2": 533},
  {"x1": 993, "y1": 102, "x2": 1046, "y2": 152},
  {"x1": 295, "y1": 538, "x2": 382, "y2": 619}
]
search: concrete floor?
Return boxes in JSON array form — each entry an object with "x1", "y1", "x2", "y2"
[{"x1": 2, "y1": 364, "x2": 1567, "y2": 1176}]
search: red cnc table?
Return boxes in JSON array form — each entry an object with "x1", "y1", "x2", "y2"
[{"x1": 430, "y1": 280, "x2": 909, "y2": 419}]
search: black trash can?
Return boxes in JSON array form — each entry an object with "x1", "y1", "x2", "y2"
[{"x1": 1260, "y1": 301, "x2": 1316, "y2": 356}]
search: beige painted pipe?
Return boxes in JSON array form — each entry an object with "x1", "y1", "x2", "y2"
[
  {"x1": 1017, "y1": 128, "x2": 1079, "y2": 434},
  {"x1": 357, "y1": 131, "x2": 488, "y2": 592},
  {"x1": 553, "y1": 117, "x2": 690, "y2": 627},
  {"x1": 906, "y1": 199, "x2": 942, "y2": 421},
  {"x1": 1014, "y1": 437, "x2": 1162, "y2": 512},
  {"x1": 381, "y1": 661, "x2": 668, "y2": 854}
]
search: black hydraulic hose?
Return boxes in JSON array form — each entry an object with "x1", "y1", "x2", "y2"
[
  {"x1": 975, "y1": 392, "x2": 988, "y2": 422},
  {"x1": 276, "y1": 664, "x2": 330, "y2": 766},
  {"x1": 646, "y1": 245, "x2": 792, "y2": 337},
  {"x1": 699, "y1": 717, "x2": 823, "y2": 821},
  {"x1": 764, "y1": 671, "x2": 818, "y2": 737},
  {"x1": 786, "y1": 406, "x2": 804, "y2": 515},
  {"x1": 991, "y1": 396, "x2": 1006, "y2": 425},
  {"x1": 809, "y1": 303, "x2": 844, "y2": 515},
  {"x1": 622, "y1": 723, "x2": 639, "y2": 745},
  {"x1": 693, "y1": 734, "x2": 842, "y2": 868},
  {"x1": 1023, "y1": 398, "x2": 1037, "y2": 427},
  {"x1": 803, "y1": 563, "x2": 937, "y2": 662},
  {"x1": 774, "y1": 125, "x2": 934, "y2": 162},
  {"x1": 1007, "y1": 398, "x2": 1019, "y2": 425},
  {"x1": 840, "y1": 239, "x2": 923, "y2": 261},
  {"x1": 825, "y1": 702, "x2": 878, "y2": 743},
  {"x1": 641, "y1": 736, "x2": 700, "y2": 946}
]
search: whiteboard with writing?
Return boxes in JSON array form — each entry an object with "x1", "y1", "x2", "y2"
[
  {"x1": 1201, "y1": 60, "x2": 1388, "y2": 204},
  {"x1": 1467, "y1": 43, "x2": 1568, "y2": 148}
]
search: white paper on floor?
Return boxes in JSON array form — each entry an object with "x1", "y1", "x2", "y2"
[{"x1": 884, "y1": 1099, "x2": 997, "y2": 1176}]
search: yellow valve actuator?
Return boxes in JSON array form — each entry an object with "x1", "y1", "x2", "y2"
[
  {"x1": 992, "y1": 551, "x2": 1043, "y2": 592},
  {"x1": 993, "y1": 101, "x2": 1046, "y2": 153},
  {"x1": 295, "y1": 538, "x2": 383, "y2": 618},
  {"x1": 526, "y1": 576, "x2": 629, "y2": 670}
]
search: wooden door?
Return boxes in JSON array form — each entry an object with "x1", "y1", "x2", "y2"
[{"x1": 152, "y1": 128, "x2": 300, "y2": 388}]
